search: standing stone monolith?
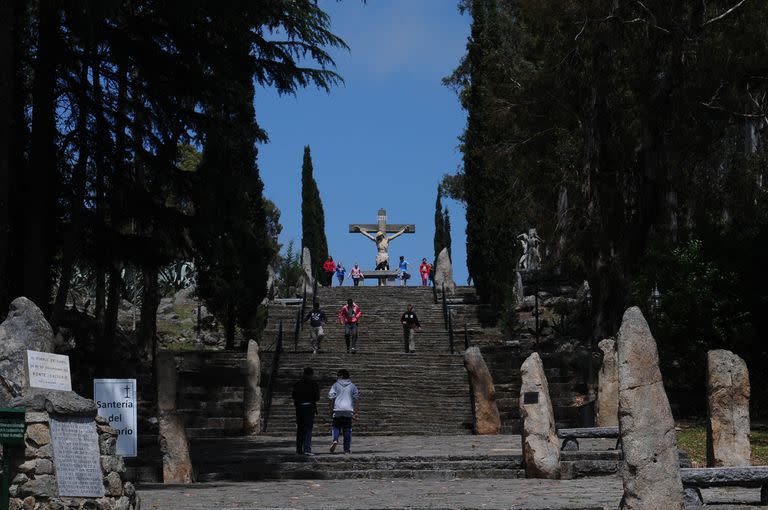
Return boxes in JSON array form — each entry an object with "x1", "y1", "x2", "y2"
[
  {"x1": 596, "y1": 338, "x2": 619, "y2": 427},
  {"x1": 513, "y1": 272, "x2": 524, "y2": 304},
  {"x1": 463, "y1": 346, "x2": 501, "y2": 434},
  {"x1": 156, "y1": 351, "x2": 194, "y2": 484},
  {"x1": 617, "y1": 307, "x2": 684, "y2": 510},
  {"x1": 298, "y1": 246, "x2": 315, "y2": 297},
  {"x1": 707, "y1": 349, "x2": 750, "y2": 467},
  {"x1": 519, "y1": 352, "x2": 560, "y2": 478},
  {"x1": 244, "y1": 340, "x2": 262, "y2": 435},
  {"x1": 434, "y1": 247, "x2": 456, "y2": 293},
  {"x1": 0, "y1": 297, "x2": 55, "y2": 404}
]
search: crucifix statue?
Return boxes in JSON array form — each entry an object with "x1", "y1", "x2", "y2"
[{"x1": 349, "y1": 208, "x2": 415, "y2": 269}]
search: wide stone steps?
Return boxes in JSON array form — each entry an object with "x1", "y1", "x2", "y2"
[
  {"x1": 190, "y1": 436, "x2": 525, "y2": 482},
  {"x1": 263, "y1": 352, "x2": 473, "y2": 436}
]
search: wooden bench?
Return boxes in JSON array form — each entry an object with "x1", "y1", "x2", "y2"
[
  {"x1": 360, "y1": 270, "x2": 400, "y2": 285},
  {"x1": 557, "y1": 426, "x2": 621, "y2": 451},
  {"x1": 681, "y1": 467, "x2": 768, "y2": 505}
]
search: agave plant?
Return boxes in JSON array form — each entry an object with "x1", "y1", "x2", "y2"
[{"x1": 159, "y1": 261, "x2": 196, "y2": 297}]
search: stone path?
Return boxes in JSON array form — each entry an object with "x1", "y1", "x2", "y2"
[
  {"x1": 138, "y1": 479, "x2": 764, "y2": 509},
  {"x1": 138, "y1": 436, "x2": 764, "y2": 508}
]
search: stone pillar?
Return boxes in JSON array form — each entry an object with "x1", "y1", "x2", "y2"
[
  {"x1": 434, "y1": 247, "x2": 456, "y2": 293},
  {"x1": 617, "y1": 307, "x2": 684, "y2": 510},
  {"x1": 519, "y1": 352, "x2": 560, "y2": 479},
  {"x1": 298, "y1": 247, "x2": 314, "y2": 297},
  {"x1": 707, "y1": 349, "x2": 750, "y2": 467},
  {"x1": 596, "y1": 338, "x2": 619, "y2": 427},
  {"x1": 463, "y1": 347, "x2": 501, "y2": 435},
  {"x1": 244, "y1": 340, "x2": 262, "y2": 435},
  {"x1": 156, "y1": 351, "x2": 194, "y2": 484}
]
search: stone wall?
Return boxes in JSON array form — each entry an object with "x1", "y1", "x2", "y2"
[{"x1": 7, "y1": 411, "x2": 139, "y2": 510}]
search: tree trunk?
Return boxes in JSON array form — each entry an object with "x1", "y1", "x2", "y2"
[
  {"x1": 93, "y1": 52, "x2": 109, "y2": 337},
  {"x1": 102, "y1": 262, "x2": 123, "y2": 359},
  {"x1": 51, "y1": 56, "x2": 90, "y2": 329},
  {"x1": 139, "y1": 265, "x2": 158, "y2": 362},
  {"x1": 24, "y1": 0, "x2": 58, "y2": 313},
  {"x1": 0, "y1": 0, "x2": 13, "y2": 311}
]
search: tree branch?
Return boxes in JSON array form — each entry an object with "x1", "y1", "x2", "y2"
[{"x1": 702, "y1": 0, "x2": 749, "y2": 26}]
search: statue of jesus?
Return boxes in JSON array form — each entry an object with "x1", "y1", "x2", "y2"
[{"x1": 355, "y1": 226, "x2": 407, "y2": 270}]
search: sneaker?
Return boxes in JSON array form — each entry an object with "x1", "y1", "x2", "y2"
[
  {"x1": 312, "y1": 349, "x2": 317, "y2": 355},
  {"x1": 344, "y1": 451, "x2": 351, "y2": 455},
  {"x1": 330, "y1": 441, "x2": 338, "y2": 453},
  {"x1": 304, "y1": 452, "x2": 315, "y2": 456},
  {"x1": 351, "y1": 348, "x2": 357, "y2": 353}
]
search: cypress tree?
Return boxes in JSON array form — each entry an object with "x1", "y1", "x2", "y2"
[
  {"x1": 433, "y1": 186, "x2": 445, "y2": 260},
  {"x1": 443, "y1": 207, "x2": 452, "y2": 261},
  {"x1": 300, "y1": 146, "x2": 330, "y2": 286}
]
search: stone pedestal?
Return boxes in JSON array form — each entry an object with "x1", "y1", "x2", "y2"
[
  {"x1": 519, "y1": 352, "x2": 560, "y2": 479},
  {"x1": 463, "y1": 347, "x2": 500, "y2": 435},
  {"x1": 707, "y1": 349, "x2": 750, "y2": 467},
  {"x1": 596, "y1": 338, "x2": 618, "y2": 427},
  {"x1": 617, "y1": 307, "x2": 684, "y2": 510},
  {"x1": 5, "y1": 390, "x2": 139, "y2": 510}
]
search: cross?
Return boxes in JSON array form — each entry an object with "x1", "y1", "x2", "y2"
[
  {"x1": 123, "y1": 384, "x2": 132, "y2": 400},
  {"x1": 348, "y1": 208, "x2": 416, "y2": 235}
]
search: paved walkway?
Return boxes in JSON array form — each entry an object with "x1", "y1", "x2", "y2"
[
  {"x1": 138, "y1": 479, "x2": 764, "y2": 509},
  {"x1": 138, "y1": 436, "x2": 765, "y2": 509}
]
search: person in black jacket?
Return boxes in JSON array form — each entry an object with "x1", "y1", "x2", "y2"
[
  {"x1": 400, "y1": 304, "x2": 421, "y2": 353},
  {"x1": 303, "y1": 302, "x2": 327, "y2": 354},
  {"x1": 292, "y1": 367, "x2": 320, "y2": 455}
]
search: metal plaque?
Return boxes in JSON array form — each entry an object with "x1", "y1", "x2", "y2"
[
  {"x1": 50, "y1": 416, "x2": 104, "y2": 498},
  {"x1": 523, "y1": 391, "x2": 539, "y2": 405},
  {"x1": 0, "y1": 408, "x2": 25, "y2": 445}
]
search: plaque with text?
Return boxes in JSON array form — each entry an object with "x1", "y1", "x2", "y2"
[
  {"x1": 26, "y1": 350, "x2": 72, "y2": 391},
  {"x1": 50, "y1": 416, "x2": 104, "y2": 497},
  {"x1": 94, "y1": 378, "x2": 137, "y2": 457},
  {"x1": 523, "y1": 391, "x2": 539, "y2": 405}
]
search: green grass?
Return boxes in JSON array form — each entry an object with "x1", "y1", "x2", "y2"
[{"x1": 676, "y1": 421, "x2": 768, "y2": 466}]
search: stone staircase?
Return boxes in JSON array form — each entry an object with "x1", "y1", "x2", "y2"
[{"x1": 261, "y1": 351, "x2": 474, "y2": 436}]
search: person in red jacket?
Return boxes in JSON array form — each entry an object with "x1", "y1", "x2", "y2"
[
  {"x1": 322, "y1": 256, "x2": 336, "y2": 286},
  {"x1": 419, "y1": 258, "x2": 432, "y2": 287},
  {"x1": 338, "y1": 299, "x2": 362, "y2": 353}
]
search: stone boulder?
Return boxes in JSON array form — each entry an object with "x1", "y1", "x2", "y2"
[
  {"x1": 707, "y1": 349, "x2": 750, "y2": 467},
  {"x1": 463, "y1": 347, "x2": 501, "y2": 434},
  {"x1": 434, "y1": 247, "x2": 456, "y2": 293},
  {"x1": 596, "y1": 338, "x2": 619, "y2": 427},
  {"x1": 617, "y1": 307, "x2": 684, "y2": 510},
  {"x1": 519, "y1": 352, "x2": 560, "y2": 478},
  {"x1": 0, "y1": 297, "x2": 55, "y2": 405}
]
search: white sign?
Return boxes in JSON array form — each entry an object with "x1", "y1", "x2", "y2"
[
  {"x1": 93, "y1": 378, "x2": 138, "y2": 457},
  {"x1": 26, "y1": 350, "x2": 72, "y2": 391}
]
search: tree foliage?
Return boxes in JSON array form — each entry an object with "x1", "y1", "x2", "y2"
[
  {"x1": 0, "y1": 0, "x2": 345, "y2": 361},
  {"x1": 448, "y1": 0, "x2": 768, "y2": 413}
]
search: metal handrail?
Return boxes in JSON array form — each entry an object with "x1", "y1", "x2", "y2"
[
  {"x1": 441, "y1": 284, "x2": 448, "y2": 330},
  {"x1": 262, "y1": 320, "x2": 283, "y2": 432},
  {"x1": 448, "y1": 311, "x2": 455, "y2": 354},
  {"x1": 294, "y1": 306, "x2": 302, "y2": 351}
]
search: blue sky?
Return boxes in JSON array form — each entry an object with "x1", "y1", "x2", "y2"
[{"x1": 257, "y1": 0, "x2": 470, "y2": 284}]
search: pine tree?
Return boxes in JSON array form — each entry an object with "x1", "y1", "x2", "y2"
[{"x1": 301, "y1": 146, "x2": 330, "y2": 286}]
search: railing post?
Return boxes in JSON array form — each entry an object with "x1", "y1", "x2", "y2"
[
  {"x1": 294, "y1": 306, "x2": 301, "y2": 352},
  {"x1": 464, "y1": 322, "x2": 469, "y2": 351},
  {"x1": 432, "y1": 279, "x2": 438, "y2": 304},
  {"x1": 448, "y1": 311, "x2": 454, "y2": 354}
]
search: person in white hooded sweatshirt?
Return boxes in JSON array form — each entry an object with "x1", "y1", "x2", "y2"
[{"x1": 328, "y1": 369, "x2": 359, "y2": 453}]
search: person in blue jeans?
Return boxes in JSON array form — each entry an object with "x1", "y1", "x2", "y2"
[
  {"x1": 398, "y1": 256, "x2": 410, "y2": 286},
  {"x1": 292, "y1": 367, "x2": 320, "y2": 455},
  {"x1": 328, "y1": 369, "x2": 359, "y2": 454}
]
